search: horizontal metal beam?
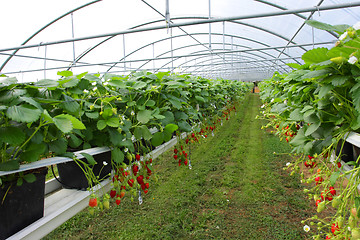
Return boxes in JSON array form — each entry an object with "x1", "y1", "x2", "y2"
[
  {"x1": 0, "y1": 2, "x2": 357, "y2": 53},
  {"x1": 0, "y1": 41, "x2": 332, "y2": 75}
]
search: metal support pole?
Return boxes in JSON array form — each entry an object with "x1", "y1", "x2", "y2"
[
  {"x1": 71, "y1": 13, "x2": 76, "y2": 68},
  {"x1": 123, "y1": 35, "x2": 126, "y2": 72},
  {"x1": 208, "y1": 0, "x2": 212, "y2": 49}
]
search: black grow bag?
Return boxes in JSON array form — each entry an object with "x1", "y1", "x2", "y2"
[
  {"x1": 335, "y1": 139, "x2": 354, "y2": 163},
  {"x1": 56, "y1": 150, "x2": 112, "y2": 190},
  {"x1": 0, "y1": 167, "x2": 48, "y2": 240}
]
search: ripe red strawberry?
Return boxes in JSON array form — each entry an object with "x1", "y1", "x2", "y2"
[
  {"x1": 331, "y1": 223, "x2": 339, "y2": 235},
  {"x1": 145, "y1": 182, "x2": 149, "y2": 189},
  {"x1": 185, "y1": 139, "x2": 189, "y2": 144},
  {"x1": 144, "y1": 190, "x2": 148, "y2": 194},
  {"x1": 174, "y1": 148, "x2": 178, "y2": 154},
  {"x1": 304, "y1": 161, "x2": 309, "y2": 167},
  {"x1": 137, "y1": 175, "x2": 144, "y2": 185},
  {"x1": 184, "y1": 159, "x2": 188, "y2": 165},
  {"x1": 120, "y1": 191, "x2": 125, "y2": 198},
  {"x1": 135, "y1": 154, "x2": 141, "y2": 161},
  {"x1": 132, "y1": 165, "x2": 139, "y2": 176},
  {"x1": 110, "y1": 189, "x2": 116, "y2": 198},
  {"x1": 116, "y1": 198, "x2": 121, "y2": 205},
  {"x1": 174, "y1": 155, "x2": 178, "y2": 160},
  {"x1": 180, "y1": 145, "x2": 183, "y2": 150},
  {"x1": 128, "y1": 179, "x2": 134, "y2": 187},
  {"x1": 141, "y1": 184, "x2": 146, "y2": 191},
  {"x1": 315, "y1": 176, "x2": 323, "y2": 185},
  {"x1": 204, "y1": 135, "x2": 207, "y2": 138},
  {"x1": 285, "y1": 126, "x2": 289, "y2": 130},
  {"x1": 329, "y1": 186, "x2": 336, "y2": 196},
  {"x1": 89, "y1": 197, "x2": 98, "y2": 207},
  {"x1": 315, "y1": 199, "x2": 321, "y2": 207},
  {"x1": 337, "y1": 162, "x2": 341, "y2": 168},
  {"x1": 121, "y1": 185, "x2": 126, "y2": 190}
]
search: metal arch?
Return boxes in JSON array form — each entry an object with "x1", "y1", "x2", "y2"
[
  {"x1": 157, "y1": 48, "x2": 286, "y2": 75},
  {"x1": 0, "y1": 0, "x2": 102, "y2": 72},
  {"x1": 254, "y1": 0, "x2": 338, "y2": 38},
  {"x1": 181, "y1": 55, "x2": 272, "y2": 76},
  {"x1": 1, "y1": 2, "x2": 358, "y2": 54},
  {"x1": 153, "y1": 42, "x2": 292, "y2": 74},
  {"x1": 1, "y1": 3, "x2": 358, "y2": 72},
  {"x1": 107, "y1": 17, "x2": 309, "y2": 73},
  {"x1": 135, "y1": 40, "x2": 291, "y2": 72},
  {"x1": 180, "y1": 56, "x2": 301, "y2": 70},
  {"x1": 177, "y1": 52, "x2": 288, "y2": 76},
  {"x1": 121, "y1": 32, "x2": 303, "y2": 74}
]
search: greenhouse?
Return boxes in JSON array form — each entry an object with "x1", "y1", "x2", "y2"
[{"x1": 1, "y1": 0, "x2": 360, "y2": 239}]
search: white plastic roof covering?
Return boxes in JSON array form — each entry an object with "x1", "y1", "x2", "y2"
[{"x1": 1, "y1": 0, "x2": 360, "y2": 82}]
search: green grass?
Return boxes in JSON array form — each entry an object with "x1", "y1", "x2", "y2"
[{"x1": 43, "y1": 94, "x2": 313, "y2": 240}]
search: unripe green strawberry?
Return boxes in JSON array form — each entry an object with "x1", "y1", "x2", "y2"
[
  {"x1": 103, "y1": 199, "x2": 110, "y2": 209},
  {"x1": 336, "y1": 216, "x2": 344, "y2": 228},
  {"x1": 349, "y1": 215, "x2": 357, "y2": 229},
  {"x1": 330, "y1": 56, "x2": 347, "y2": 65},
  {"x1": 348, "y1": 30, "x2": 356, "y2": 38},
  {"x1": 89, "y1": 207, "x2": 95, "y2": 215},
  {"x1": 317, "y1": 201, "x2": 325, "y2": 213},
  {"x1": 352, "y1": 228, "x2": 360, "y2": 239},
  {"x1": 332, "y1": 197, "x2": 341, "y2": 208},
  {"x1": 127, "y1": 152, "x2": 133, "y2": 161},
  {"x1": 112, "y1": 108, "x2": 117, "y2": 115}
]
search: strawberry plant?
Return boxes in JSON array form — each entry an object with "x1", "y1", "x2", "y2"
[{"x1": 259, "y1": 20, "x2": 360, "y2": 239}]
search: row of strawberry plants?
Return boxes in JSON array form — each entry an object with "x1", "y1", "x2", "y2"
[
  {"x1": 258, "y1": 20, "x2": 360, "y2": 239},
  {"x1": 0, "y1": 70, "x2": 252, "y2": 211}
]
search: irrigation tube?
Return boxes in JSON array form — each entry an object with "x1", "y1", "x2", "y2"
[{"x1": 0, "y1": 2, "x2": 358, "y2": 53}]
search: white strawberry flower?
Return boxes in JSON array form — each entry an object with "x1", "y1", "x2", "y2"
[
  {"x1": 353, "y1": 21, "x2": 360, "y2": 30},
  {"x1": 103, "y1": 161, "x2": 108, "y2": 166},
  {"x1": 303, "y1": 225, "x2": 310, "y2": 232},
  {"x1": 348, "y1": 56, "x2": 358, "y2": 65},
  {"x1": 131, "y1": 110, "x2": 135, "y2": 116},
  {"x1": 286, "y1": 162, "x2": 291, "y2": 166},
  {"x1": 339, "y1": 32, "x2": 348, "y2": 41},
  {"x1": 124, "y1": 148, "x2": 128, "y2": 153},
  {"x1": 271, "y1": 98, "x2": 274, "y2": 103}
]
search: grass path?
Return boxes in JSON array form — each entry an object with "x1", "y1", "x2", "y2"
[{"x1": 44, "y1": 94, "x2": 313, "y2": 240}]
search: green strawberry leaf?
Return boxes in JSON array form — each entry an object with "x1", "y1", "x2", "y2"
[
  {"x1": 305, "y1": 122, "x2": 321, "y2": 136},
  {"x1": 111, "y1": 147, "x2": 124, "y2": 164},
  {"x1": 140, "y1": 125, "x2": 152, "y2": 141},
  {"x1": 0, "y1": 126, "x2": 26, "y2": 145},
  {"x1": 57, "y1": 70, "x2": 73, "y2": 77},
  {"x1": 97, "y1": 120, "x2": 106, "y2": 130},
  {"x1": 6, "y1": 104, "x2": 42, "y2": 123},
  {"x1": 49, "y1": 138, "x2": 67, "y2": 155},
  {"x1": 34, "y1": 79, "x2": 59, "y2": 88},
  {"x1": 106, "y1": 118, "x2": 120, "y2": 128},
  {"x1": 55, "y1": 114, "x2": 85, "y2": 130},
  {"x1": 329, "y1": 171, "x2": 341, "y2": 186},
  {"x1": 178, "y1": 121, "x2": 192, "y2": 132},
  {"x1": 53, "y1": 116, "x2": 73, "y2": 133},
  {"x1": 151, "y1": 132, "x2": 164, "y2": 147},
  {"x1": 108, "y1": 128, "x2": 124, "y2": 146},
  {"x1": 301, "y1": 48, "x2": 329, "y2": 64},
  {"x1": 0, "y1": 160, "x2": 20, "y2": 171},
  {"x1": 80, "y1": 152, "x2": 96, "y2": 165},
  {"x1": 164, "y1": 124, "x2": 178, "y2": 133},
  {"x1": 137, "y1": 110, "x2": 152, "y2": 124},
  {"x1": 23, "y1": 173, "x2": 37, "y2": 183}
]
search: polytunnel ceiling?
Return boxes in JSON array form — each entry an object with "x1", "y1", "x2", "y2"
[{"x1": 0, "y1": 0, "x2": 360, "y2": 82}]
